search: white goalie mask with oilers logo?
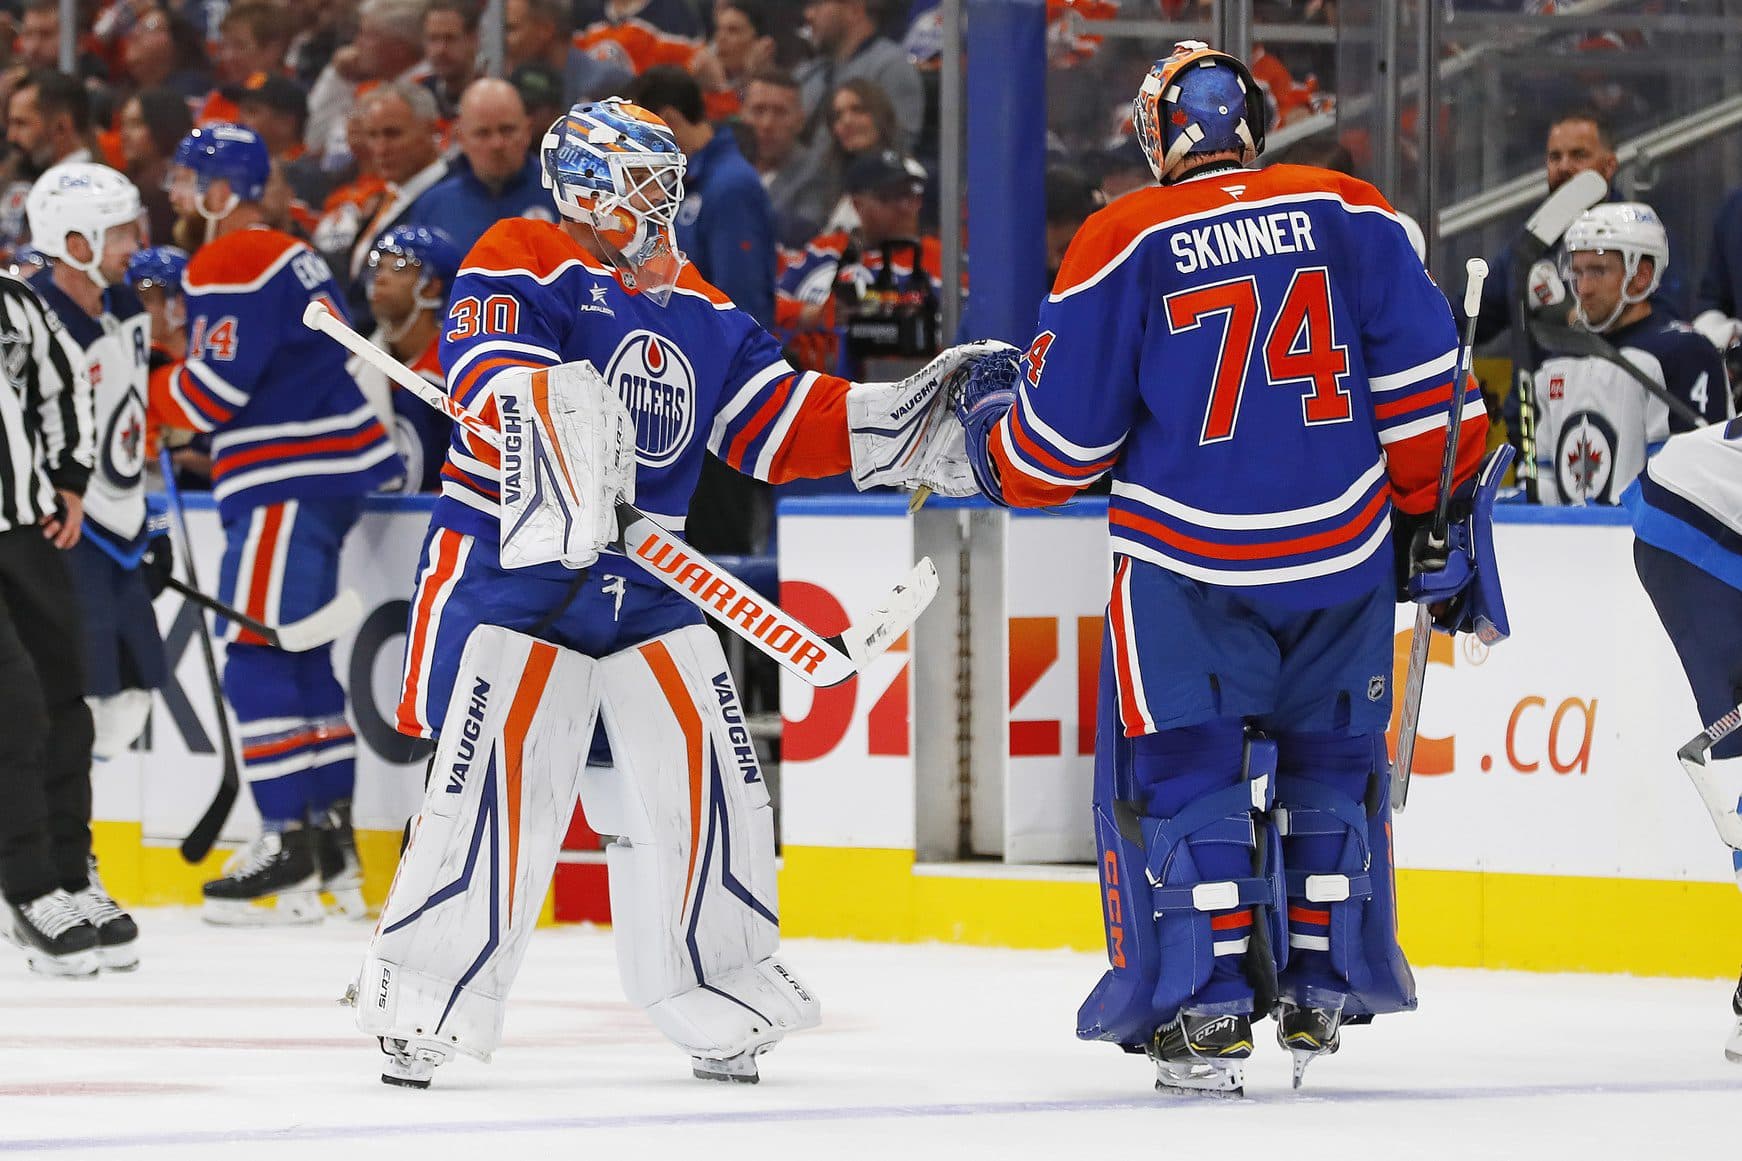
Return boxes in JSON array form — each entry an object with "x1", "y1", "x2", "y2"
[{"x1": 603, "y1": 329, "x2": 697, "y2": 468}]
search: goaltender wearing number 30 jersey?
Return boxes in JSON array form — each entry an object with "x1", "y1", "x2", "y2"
[{"x1": 997, "y1": 164, "x2": 1487, "y2": 610}]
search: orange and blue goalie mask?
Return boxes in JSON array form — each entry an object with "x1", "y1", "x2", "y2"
[{"x1": 1132, "y1": 41, "x2": 1267, "y2": 183}]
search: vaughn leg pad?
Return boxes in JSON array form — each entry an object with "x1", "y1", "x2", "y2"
[
  {"x1": 584, "y1": 624, "x2": 820, "y2": 1075},
  {"x1": 355, "y1": 625, "x2": 600, "y2": 1069}
]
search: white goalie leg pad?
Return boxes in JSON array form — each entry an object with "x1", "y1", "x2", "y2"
[
  {"x1": 582, "y1": 624, "x2": 820, "y2": 1069},
  {"x1": 87, "y1": 689, "x2": 152, "y2": 760},
  {"x1": 355, "y1": 624, "x2": 599, "y2": 1067}
]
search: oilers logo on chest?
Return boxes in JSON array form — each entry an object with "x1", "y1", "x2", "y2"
[{"x1": 605, "y1": 329, "x2": 696, "y2": 469}]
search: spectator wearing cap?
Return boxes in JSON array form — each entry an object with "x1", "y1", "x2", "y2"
[
  {"x1": 626, "y1": 65, "x2": 776, "y2": 326},
  {"x1": 775, "y1": 149, "x2": 939, "y2": 375},
  {"x1": 1096, "y1": 138, "x2": 1151, "y2": 203},
  {"x1": 422, "y1": 0, "x2": 483, "y2": 125},
  {"x1": 360, "y1": 225, "x2": 460, "y2": 492},
  {"x1": 195, "y1": 2, "x2": 298, "y2": 127},
  {"x1": 409, "y1": 78, "x2": 551, "y2": 256},
  {"x1": 119, "y1": 89, "x2": 195, "y2": 246},
  {"x1": 305, "y1": 0, "x2": 432, "y2": 166},
  {"x1": 236, "y1": 75, "x2": 330, "y2": 211},
  {"x1": 121, "y1": 8, "x2": 212, "y2": 102},
  {"x1": 510, "y1": 62, "x2": 566, "y2": 133},
  {"x1": 796, "y1": 0, "x2": 923, "y2": 151},
  {"x1": 742, "y1": 69, "x2": 830, "y2": 247}
]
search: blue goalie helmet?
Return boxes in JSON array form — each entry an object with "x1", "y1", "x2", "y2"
[
  {"x1": 170, "y1": 123, "x2": 272, "y2": 207},
  {"x1": 1133, "y1": 41, "x2": 1268, "y2": 183},
  {"x1": 540, "y1": 98, "x2": 687, "y2": 304},
  {"x1": 125, "y1": 245, "x2": 189, "y2": 294},
  {"x1": 366, "y1": 224, "x2": 462, "y2": 296}
]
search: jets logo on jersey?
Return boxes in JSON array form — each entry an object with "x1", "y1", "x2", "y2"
[
  {"x1": 102, "y1": 386, "x2": 147, "y2": 488},
  {"x1": 1556, "y1": 410, "x2": 1618, "y2": 504},
  {"x1": 605, "y1": 329, "x2": 696, "y2": 469}
]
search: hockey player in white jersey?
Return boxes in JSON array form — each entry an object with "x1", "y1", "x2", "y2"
[
  {"x1": 350, "y1": 98, "x2": 978, "y2": 1090},
  {"x1": 1535, "y1": 203, "x2": 1731, "y2": 505},
  {"x1": 22, "y1": 161, "x2": 161, "y2": 970}
]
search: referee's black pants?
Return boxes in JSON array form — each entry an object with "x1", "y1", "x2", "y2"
[{"x1": 0, "y1": 526, "x2": 95, "y2": 905}]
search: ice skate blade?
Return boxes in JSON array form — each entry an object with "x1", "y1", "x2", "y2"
[
  {"x1": 692, "y1": 1052, "x2": 761, "y2": 1084},
  {"x1": 1725, "y1": 1019, "x2": 1741, "y2": 1064},
  {"x1": 202, "y1": 891, "x2": 325, "y2": 927},
  {"x1": 381, "y1": 1068, "x2": 433, "y2": 1090},
  {"x1": 97, "y1": 945, "x2": 140, "y2": 972},
  {"x1": 1153, "y1": 1060, "x2": 1244, "y2": 1098},
  {"x1": 1290, "y1": 1047, "x2": 1321, "y2": 1089},
  {"x1": 23, "y1": 948, "x2": 99, "y2": 978},
  {"x1": 380, "y1": 1039, "x2": 447, "y2": 1088},
  {"x1": 321, "y1": 886, "x2": 369, "y2": 921}
]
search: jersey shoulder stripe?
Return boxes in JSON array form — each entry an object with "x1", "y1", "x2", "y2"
[
  {"x1": 185, "y1": 228, "x2": 307, "y2": 294},
  {"x1": 460, "y1": 217, "x2": 609, "y2": 283},
  {"x1": 1050, "y1": 167, "x2": 1401, "y2": 302}
]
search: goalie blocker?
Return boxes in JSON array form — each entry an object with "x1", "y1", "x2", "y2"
[{"x1": 357, "y1": 623, "x2": 817, "y2": 1087}]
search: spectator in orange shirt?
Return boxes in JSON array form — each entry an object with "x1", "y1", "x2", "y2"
[
  {"x1": 572, "y1": 0, "x2": 706, "y2": 96},
  {"x1": 194, "y1": 2, "x2": 297, "y2": 127}
]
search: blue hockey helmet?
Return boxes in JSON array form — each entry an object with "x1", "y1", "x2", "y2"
[
  {"x1": 366, "y1": 224, "x2": 462, "y2": 292},
  {"x1": 169, "y1": 123, "x2": 272, "y2": 210},
  {"x1": 1133, "y1": 41, "x2": 1267, "y2": 183},
  {"x1": 125, "y1": 245, "x2": 189, "y2": 294},
  {"x1": 540, "y1": 98, "x2": 687, "y2": 304}
]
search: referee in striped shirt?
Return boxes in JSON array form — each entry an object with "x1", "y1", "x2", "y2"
[{"x1": 0, "y1": 268, "x2": 104, "y2": 974}]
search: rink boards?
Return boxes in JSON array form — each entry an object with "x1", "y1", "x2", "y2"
[{"x1": 89, "y1": 493, "x2": 1742, "y2": 978}]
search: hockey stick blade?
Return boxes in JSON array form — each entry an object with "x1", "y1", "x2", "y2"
[
  {"x1": 1675, "y1": 705, "x2": 1742, "y2": 850},
  {"x1": 274, "y1": 589, "x2": 365, "y2": 652},
  {"x1": 834, "y1": 557, "x2": 938, "y2": 666},
  {"x1": 1528, "y1": 315, "x2": 1708, "y2": 428},
  {"x1": 1518, "y1": 169, "x2": 1608, "y2": 259}
]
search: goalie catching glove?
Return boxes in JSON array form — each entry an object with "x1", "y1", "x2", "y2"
[
  {"x1": 494, "y1": 361, "x2": 637, "y2": 571},
  {"x1": 846, "y1": 340, "x2": 1018, "y2": 497},
  {"x1": 1398, "y1": 445, "x2": 1514, "y2": 644}
]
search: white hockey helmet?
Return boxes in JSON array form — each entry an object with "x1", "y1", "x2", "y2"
[
  {"x1": 1561, "y1": 202, "x2": 1668, "y2": 330},
  {"x1": 26, "y1": 162, "x2": 144, "y2": 288}
]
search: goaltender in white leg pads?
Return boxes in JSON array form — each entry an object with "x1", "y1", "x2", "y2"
[
  {"x1": 356, "y1": 625, "x2": 599, "y2": 1076},
  {"x1": 582, "y1": 624, "x2": 820, "y2": 1081}
]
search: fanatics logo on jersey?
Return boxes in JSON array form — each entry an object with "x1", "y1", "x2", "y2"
[{"x1": 605, "y1": 330, "x2": 697, "y2": 469}]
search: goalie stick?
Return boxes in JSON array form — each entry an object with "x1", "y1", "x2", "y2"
[
  {"x1": 160, "y1": 576, "x2": 364, "y2": 653},
  {"x1": 159, "y1": 447, "x2": 240, "y2": 864},
  {"x1": 1509, "y1": 169, "x2": 1609, "y2": 501},
  {"x1": 1527, "y1": 311, "x2": 1710, "y2": 430},
  {"x1": 302, "y1": 302, "x2": 936, "y2": 688},
  {"x1": 1393, "y1": 258, "x2": 1488, "y2": 811}
]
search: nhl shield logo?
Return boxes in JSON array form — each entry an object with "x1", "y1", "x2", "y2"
[
  {"x1": 1367, "y1": 675, "x2": 1386, "y2": 702},
  {"x1": 604, "y1": 330, "x2": 697, "y2": 469}
]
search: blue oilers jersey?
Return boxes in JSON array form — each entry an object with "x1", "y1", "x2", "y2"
[
  {"x1": 992, "y1": 164, "x2": 1489, "y2": 609},
  {"x1": 434, "y1": 217, "x2": 853, "y2": 574},
  {"x1": 149, "y1": 227, "x2": 402, "y2": 522}
]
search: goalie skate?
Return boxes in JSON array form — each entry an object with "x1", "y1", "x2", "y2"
[
  {"x1": 1148, "y1": 1012, "x2": 1251, "y2": 1098},
  {"x1": 1727, "y1": 976, "x2": 1742, "y2": 1065},
  {"x1": 1277, "y1": 1001, "x2": 1342, "y2": 1089},
  {"x1": 379, "y1": 1036, "x2": 453, "y2": 1089}
]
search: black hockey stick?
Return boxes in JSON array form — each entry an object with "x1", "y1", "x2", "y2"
[
  {"x1": 159, "y1": 448, "x2": 239, "y2": 864},
  {"x1": 1527, "y1": 312, "x2": 1710, "y2": 430},
  {"x1": 1394, "y1": 258, "x2": 1488, "y2": 812},
  {"x1": 1508, "y1": 170, "x2": 1610, "y2": 501},
  {"x1": 158, "y1": 574, "x2": 363, "y2": 652}
]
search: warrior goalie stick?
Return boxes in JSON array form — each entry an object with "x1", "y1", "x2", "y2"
[
  {"x1": 1509, "y1": 169, "x2": 1609, "y2": 502},
  {"x1": 160, "y1": 576, "x2": 364, "y2": 653},
  {"x1": 1676, "y1": 704, "x2": 1742, "y2": 851},
  {"x1": 159, "y1": 447, "x2": 240, "y2": 864},
  {"x1": 1527, "y1": 312, "x2": 1710, "y2": 430},
  {"x1": 302, "y1": 302, "x2": 936, "y2": 688},
  {"x1": 1393, "y1": 258, "x2": 1488, "y2": 811}
]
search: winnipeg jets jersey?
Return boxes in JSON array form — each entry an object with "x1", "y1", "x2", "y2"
[
  {"x1": 28, "y1": 271, "x2": 151, "y2": 541},
  {"x1": 1533, "y1": 313, "x2": 1730, "y2": 506},
  {"x1": 150, "y1": 227, "x2": 402, "y2": 521},
  {"x1": 991, "y1": 164, "x2": 1487, "y2": 609},
  {"x1": 436, "y1": 218, "x2": 852, "y2": 569},
  {"x1": 1625, "y1": 417, "x2": 1742, "y2": 592}
]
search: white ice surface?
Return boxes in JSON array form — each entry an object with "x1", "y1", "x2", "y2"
[{"x1": 0, "y1": 910, "x2": 1737, "y2": 1160}]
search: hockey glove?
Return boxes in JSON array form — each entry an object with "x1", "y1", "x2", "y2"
[
  {"x1": 1401, "y1": 445, "x2": 1515, "y2": 643},
  {"x1": 950, "y1": 345, "x2": 1024, "y2": 507},
  {"x1": 846, "y1": 339, "x2": 1015, "y2": 497},
  {"x1": 141, "y1": 533, "x2": 174, "y2": 599}
]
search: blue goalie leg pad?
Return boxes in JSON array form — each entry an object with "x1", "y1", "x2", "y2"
[
  {"x1": 1274, "y1": 731, "x2": 1416, "y2": 1017},
  {"x1": 1077, "y1": 660, "x2": 1280, "y2": 1046}
]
